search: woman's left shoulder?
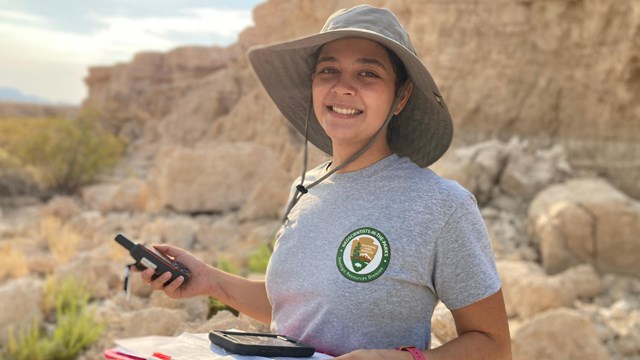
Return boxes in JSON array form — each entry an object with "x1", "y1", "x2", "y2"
[{"x1": 394, "y1": 157, "x2": 474, "y2": 200}]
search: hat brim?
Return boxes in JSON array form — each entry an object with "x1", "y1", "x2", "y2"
[{"x1": 248, "y1": 28, "x2": 453, "y2": 168}]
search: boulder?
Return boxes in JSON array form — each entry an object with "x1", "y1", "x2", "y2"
[
  {"x1": 529, "y1": 178, "x2": 640, "y2": 275},
  {"x1": 431, "y1": 139, "x2": 510, "y2": 205},
  {"x1": 140, "y1": 216, "x2": 200, "y2": 250},
  {"x1": 149, "y1": 291, "x2": 209, "y2": 321},
  {"x1": 430, "y1": 302, "x2": 457, "y2": 344},
  {"x1": 149, "y1": 142, "x2": 282, "y2": 214},
  {"x1": 81, "y1": 178, "x2": 150, "y2": 213},
  {"x1": 0, "y1": 277, "x2": 44, "y2": 346},
  {"x1": 512, "y1": 308, "x2": 610, "y2": 360},
  {"x1": 110, "y1": 307, "x2": 188, "y2": 338},
  {"x1": 498, "y1": 260, "x2": 601, "y2": 318},
  {"x1": 196, "y1": 215, "x2": 239, "y2": 251},
  {"x1": 500, "y1": 143, "x2": 571, "y2": 201},
  {"x1": 482, "y1": 207, "x2": 537, "y2": 261},
  {"x1": 39, "y1": 196, "x2": 81, "y2": 220},
  {"x1": 54, "y1": 247, "x2": 123, "y2": 299},
  {"x1": 239, "y1": 177, "x2": 290, "y2": 221},
  {"x1": 434, "y1": 138, "x2": 573, "y2": 206}
]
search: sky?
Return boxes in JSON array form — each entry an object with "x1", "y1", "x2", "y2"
[{"x1": 0, "y1": 0, "x2": 264, "y2": 105}]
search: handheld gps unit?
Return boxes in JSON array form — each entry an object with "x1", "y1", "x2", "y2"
[{"x1": 114, "y1": 233, "x2": 191, "y2": 286}]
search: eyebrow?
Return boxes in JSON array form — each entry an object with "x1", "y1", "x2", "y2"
[{"x1": 316, "y1": 55, "x2": 387, "y2": 70}]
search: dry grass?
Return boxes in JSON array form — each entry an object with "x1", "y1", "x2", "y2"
[
  {"x1": 107, "y1": 237, "x2": 131, "y2": 262},
  {"x1": 39, "y1": 216, "x2": 82, "y2": 264},
  {"x1": 0, "y1": 242, "x2": 29, "y2": 280}
]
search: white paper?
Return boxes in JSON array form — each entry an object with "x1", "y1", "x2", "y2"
[{"x1": 114, "y1": 332, "x2": 334, "y2": 360}]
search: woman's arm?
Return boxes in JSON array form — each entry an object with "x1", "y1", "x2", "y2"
[
  {"x1": 202, "y1": 267, "x2": 272, "y2": 324},
  {"x1": 424, "y1": 289, "x2": 511, "y2": 359},
  {"x1": 334, "y1": 289, "x2": 511, "y2": 360},
  {"x1": 141, "y1": 244, "x2": 272, "y2": 324}
]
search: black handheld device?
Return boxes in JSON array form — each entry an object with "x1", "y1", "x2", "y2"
[
  {"x1": 114, "y1": 233, "x2": 191, "y2": 286},
  {"x1": 209, "y1": 330, "x2": 315, "y2": 358}
]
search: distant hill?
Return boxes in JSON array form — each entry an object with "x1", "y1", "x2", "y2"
[
  {"x1": 0, "y1": 101, "x2": 79, "y2": 118},
  {"x1": 0, "y1": 87, "x2": 52, "y2": 104}
]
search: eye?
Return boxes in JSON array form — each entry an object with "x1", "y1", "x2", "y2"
[
  {"x1": 358, "y1": 70, "x2": 379, "y2": 78},
  {"x1": 316, "y1": 67, "x2": 338, "y2": 75}
]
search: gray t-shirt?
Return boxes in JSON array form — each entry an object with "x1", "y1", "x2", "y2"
[{"x1": 266, "y1": 154, "x2": 501, "y2": 356}]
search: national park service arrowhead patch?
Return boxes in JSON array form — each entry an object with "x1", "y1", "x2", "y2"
[{"x1": 336, "y1": 227, "x2": 390, "y2": 282}]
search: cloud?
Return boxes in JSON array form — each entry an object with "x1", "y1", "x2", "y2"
[
  {"x1": 88, "y1": 8, "x2": 253, "y2": 61},
  {"x1": 0, "y1": 7, "x2": 254, "y2": 103},
  {"x1": 0, "y1": 9, "x2": 47, "y2": 24}
]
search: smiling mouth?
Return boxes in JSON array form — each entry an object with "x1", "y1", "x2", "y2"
[{"x1": 328, "y1": 105, "x2": 363, "y2": 115}]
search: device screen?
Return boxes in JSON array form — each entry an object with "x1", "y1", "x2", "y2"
[{"x1": 226, "y1": 334, "x2": 299, "y2": 347}]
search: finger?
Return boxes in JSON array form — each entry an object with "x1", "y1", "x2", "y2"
[
  {"x1": 164, "y1": 276, "x2": 185, "y2": 296},
  {"x1": 151, "y1": 272, "x2": 173, "y2": 290},
  {"x1": 141, "y1": 268, "x2": 155, "y2": 282},
  {"x1": 152, "y1": 244, "x2": 182, "y2": 257}
]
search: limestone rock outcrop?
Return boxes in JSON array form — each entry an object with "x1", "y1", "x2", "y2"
[
  {"x1": 82, "y1": 0, "x2": 640, "y2": 199},
  {"x1": 529, "y1": 178, "x2": 640, "y2": 275},
  {"x1": 498, "y1": 261, "x2": 602, "y2": 318},
  {"x1": 512, "y1": 308, "x2": 610, "y2": 360},
  {"x1": 148, "y1": 142, "x2": 287, "y2": 214}
]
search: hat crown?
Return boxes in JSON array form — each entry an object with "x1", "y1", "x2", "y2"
[{"x1": 321, "y1": 5, "x2": 417, "y2": 56}]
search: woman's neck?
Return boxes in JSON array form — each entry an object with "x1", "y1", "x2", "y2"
[{"x1": 330, "y1": 140, "x2": 392, "y2": 173}]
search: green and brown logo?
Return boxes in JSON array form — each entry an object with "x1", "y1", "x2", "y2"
[{"x1": 336, "y1": 227, "x2": 390, "y2": 282}]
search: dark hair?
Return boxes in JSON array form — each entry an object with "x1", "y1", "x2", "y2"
[{"x1": 383, "y1": 47, "x2": 408, "y2": 93}]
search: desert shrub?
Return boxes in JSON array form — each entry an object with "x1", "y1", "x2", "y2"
[
  {"x1": 0, "y1": 111, "x2": 125, "y2": 194},
  {"x1": 247, "y1": 242, "x2": 272, "y2": 274},
  {"x1": 207, "y1": 256, "x2": 240, "y2": 318},
  {"x1": 0, "y1": 242, "x2": 29, "y2": 280},
  {"x1": 38, "y1": 216, "x2": 82, "y2": 264},
  {"x1": 3, "y1": 276, "x2": 104, "y2": 360},
  {"x1": 0, "y1": 148, "x2": 40, "y2": 196},
  {"x1": 207, "y1": 296, "x2": 240, "y2": 318},
  {"x1": 217, "y1": 255, "x2": 240, "y2": 275},
  {"x1": 42, "y1": 275, "x2": 88, "y2": 315}
]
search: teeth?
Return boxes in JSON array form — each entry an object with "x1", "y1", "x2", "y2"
[{"x1": 331, "y1": 106, "x2": 362, "y2": 115}]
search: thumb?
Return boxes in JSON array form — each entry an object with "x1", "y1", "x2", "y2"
[{"x1": 151, "y1": 244, "x2": 184, "y2": 258}]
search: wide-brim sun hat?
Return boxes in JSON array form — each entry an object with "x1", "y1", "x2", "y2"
[{"x1": 248, "y1": 4, "x2": 453, "y2": 168}]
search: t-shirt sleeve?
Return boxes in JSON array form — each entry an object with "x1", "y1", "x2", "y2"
[{"x1": 433, "y1": 192, "x2": 501, "y2": 310}]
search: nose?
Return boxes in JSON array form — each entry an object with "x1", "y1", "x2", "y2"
[{"x1": 331, "y1": 74, "x2": 356, "y2": 96}]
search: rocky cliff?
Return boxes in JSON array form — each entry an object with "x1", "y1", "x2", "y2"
[{"x1": 84, "y1": 0, "x2": 640, "y2": 201}]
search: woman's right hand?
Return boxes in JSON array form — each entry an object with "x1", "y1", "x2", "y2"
[
  {"x1": 137, "y1": 243, "x2": 272, "y2": 323},
  {"x1": 138, "y1": 244, "x2": 211, "y2": 299}
]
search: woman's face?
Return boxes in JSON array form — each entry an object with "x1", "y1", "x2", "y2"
[{"x1": 312, "y1": 38, "x2": 404, "y2": 152}]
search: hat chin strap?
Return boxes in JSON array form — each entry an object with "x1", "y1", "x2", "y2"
[{"x1": 280, "y1": 81, "x2": 411, "y2": 225}]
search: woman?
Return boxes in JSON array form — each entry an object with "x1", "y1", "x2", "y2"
[{"x1": 141, "y1": 5, "x2": 511, "y2": 359}]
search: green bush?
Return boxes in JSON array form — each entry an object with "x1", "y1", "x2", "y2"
[
  {"x1": 247, "y1": 242, "x2": 273, "y2": 274},
  {"x1": 3, "y1": 277, "x2": 104, "y2": 360},
  {"x1": 0, "y1": 148, "x2": 40, "y2": 196},
  {"x1": 0, "y1": 111, "x2": 125, "y2": 194},
  {"x1": 207, "y1": 297, "x2": 239, "y2": 319},
  {"x1": 217, "y1": 255, "x2": 240, "y2": 275},
  {"x1": 206, "y1": 256, "x2": 240, "y2": 318}
]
